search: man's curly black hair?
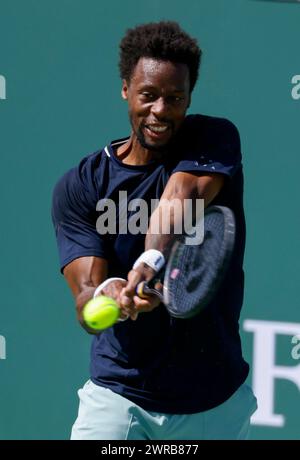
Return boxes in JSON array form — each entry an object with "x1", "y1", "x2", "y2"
[{"x1": 119, "y1": 21, "x2": 201, "y2": 93}]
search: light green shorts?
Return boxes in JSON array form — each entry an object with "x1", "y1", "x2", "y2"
[{"x1": 71, "y1": 380, "x2": 257, "y2": 440}]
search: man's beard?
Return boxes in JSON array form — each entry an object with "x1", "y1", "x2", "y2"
[
  {"x1": 136, "y1": 126, "x2": 168, "y2": 152},
  {"x1": 129, "y1": 113, "x2": 173, "y2": 153}
]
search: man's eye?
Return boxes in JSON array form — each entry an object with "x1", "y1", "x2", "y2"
[
  {"x1": 171, "y1": 96, "x2": 184, "y2": 103},
  {"x1": 141, "y1": 92, "x2": 155, "y2": 100}
]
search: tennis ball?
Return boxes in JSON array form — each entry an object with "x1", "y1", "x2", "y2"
[{"x1": 83, "y1": 295, "x2": 120, "y2": 330}]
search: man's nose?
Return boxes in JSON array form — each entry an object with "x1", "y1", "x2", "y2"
[{"x1": 151, "y1": 97, "x2": 169, "y2": 117}]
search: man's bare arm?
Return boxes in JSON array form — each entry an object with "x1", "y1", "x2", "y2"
[
  {"x1": 120, "y1": 171, "x2": 225, "y2": 311},
  {"x1": 63, "y1": 256, "x2": 108, "y2": 334},
  {"x1": 145, "y1": 171, "x2": 225, "y2": 254}
]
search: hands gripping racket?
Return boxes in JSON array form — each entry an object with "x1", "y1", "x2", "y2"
[
  {"x1": 84, "y1": 205, "x2": 235, "y2": 330},
  {"x1": 136, "y1": 205, "x2": 235, "y2": 318}
]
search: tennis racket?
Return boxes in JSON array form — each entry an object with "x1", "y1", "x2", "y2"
[{"x1": 136, "y1": 205, "x2": 235, "y2": 318}]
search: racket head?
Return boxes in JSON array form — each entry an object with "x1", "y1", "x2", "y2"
[{"x1": 163, "y1": 205, "x2": 236, "y2": 318}]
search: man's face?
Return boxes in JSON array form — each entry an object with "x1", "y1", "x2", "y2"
[{"x1": 122, "y1": 57, "x2": 191, "y2": 151}]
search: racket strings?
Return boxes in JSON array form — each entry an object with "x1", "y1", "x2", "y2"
[{"x1": 166, "y1": 208, "x2": 233, "y2": 318}]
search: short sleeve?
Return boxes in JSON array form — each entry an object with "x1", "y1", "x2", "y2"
[
  {"x1": 51, "y1": 156, "x2": 108, "y2": 272},
  {"x1": 172, "y1": 115, "x2": 242, "y2": 178}
]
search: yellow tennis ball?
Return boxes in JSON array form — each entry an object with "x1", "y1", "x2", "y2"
[{"x1": 83, "y1": 295, "x2": 120, "y2": 330}]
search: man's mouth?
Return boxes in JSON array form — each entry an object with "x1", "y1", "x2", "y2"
[
  {"x1": 145, "y1": 124, "x2": 170, "y2": 134},
  {"x1": 143, "y1": 123, "x2": 173, "y2": 142}
]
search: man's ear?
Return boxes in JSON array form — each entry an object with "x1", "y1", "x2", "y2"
[{"x1": 121, "y1": 79, "x2": 129, "y2": 100}]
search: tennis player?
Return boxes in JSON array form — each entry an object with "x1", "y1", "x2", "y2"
[{"x1": 52, "y1": 21, "x2": 257, "y2": 440}]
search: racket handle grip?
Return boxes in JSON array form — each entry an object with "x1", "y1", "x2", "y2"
[{"x1": 136, "y1": 281, "x2": 152, "y2": 299}]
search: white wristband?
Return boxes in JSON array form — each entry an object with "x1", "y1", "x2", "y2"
[
  {"x1": 93, "y1": 277, "x2": 126, "y2": 298},
  {"x1": 133, "y1": 249, "x2": 165, "y2": 272}
]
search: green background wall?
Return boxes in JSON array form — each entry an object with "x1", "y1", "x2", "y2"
[{"x1": 0, "y1": 0, "x2": 299, "y2": 440}]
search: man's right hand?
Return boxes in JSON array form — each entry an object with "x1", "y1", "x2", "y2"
[{"x1": 120, "y1": 264, "x2": 162, "y2": 319}]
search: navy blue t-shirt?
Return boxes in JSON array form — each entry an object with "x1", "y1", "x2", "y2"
[{"x1": 52, "y1": 114, "x2": 249, "y2": 413}]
